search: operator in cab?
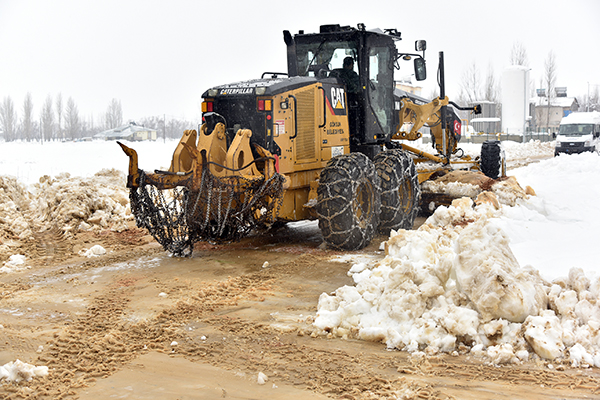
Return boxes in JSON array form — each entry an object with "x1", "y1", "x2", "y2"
[{"x1": 333, "y1": 56, "x2": 360, "y2": 94}]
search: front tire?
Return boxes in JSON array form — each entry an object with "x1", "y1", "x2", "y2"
[
  {"x1": 374, "y1": 149, "x2": 420, "y2": 233},
  {"x1": 481, "y1": 140, "x2": 506, "y2": 179},
  {"x1": 316, "y1": 153, "x2": 381, "y2": 250}
]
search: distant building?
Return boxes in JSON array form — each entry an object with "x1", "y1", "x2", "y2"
[
  {"x1": 530, "y1": 95, "x2": 579, "y2": 133},
  {"x1": 94, "y1": 121, "x2": 157, "y2": 141}
]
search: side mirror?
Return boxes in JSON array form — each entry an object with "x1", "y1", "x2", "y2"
[
  {"x1": 414, "y1": 57, "x2": 426, "y2": 81},
  {"x1": 415, "y1": 40, "x2": 427, "y2": 52}
]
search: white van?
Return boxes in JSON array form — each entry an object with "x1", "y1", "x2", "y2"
[{"x1": 555, "y1": 111, "x2": 600, "y2": 156}]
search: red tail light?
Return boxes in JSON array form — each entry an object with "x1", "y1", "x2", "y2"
[{"x1": 202, "y1": 101, "x2": 214, "y2": 113}]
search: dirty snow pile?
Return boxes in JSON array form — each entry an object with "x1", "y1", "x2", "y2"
[
  {"x1": 0, "y1": 359, "x2": 48, "y2": 382},
  {"x1": 0, "y1": 169, "x2": 132, "y2": 257},
  {"x1": 421, "y1": 173, "x2": 533, "y2": 209},
  {"x1": 315, "y1": 155, "x2": 600, "y2": 367}
]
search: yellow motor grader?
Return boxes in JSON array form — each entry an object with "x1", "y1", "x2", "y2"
[{"x1": 119, "y1": 24, "x2": 504, "y2": 256}]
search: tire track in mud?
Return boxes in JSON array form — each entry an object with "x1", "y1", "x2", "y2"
[
  {"x1": 3, "y1": 253, "x2": 599, "y2": 399},
  {"x1": 3, "y1": 280, "x2": 143, "y2": 399}
]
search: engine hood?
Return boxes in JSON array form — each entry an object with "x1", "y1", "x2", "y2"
[{"x1": 202, "y1": 76, "x2": 319, "y2": 98}]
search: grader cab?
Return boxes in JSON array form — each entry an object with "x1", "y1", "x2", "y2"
[{"x1": 120, "y1": 24, "x2": 502, "y2": 256}]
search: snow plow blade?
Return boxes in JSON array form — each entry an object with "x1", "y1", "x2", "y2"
[{"x1": 118, "y1": 125, "x2": 286, "y2": 256}]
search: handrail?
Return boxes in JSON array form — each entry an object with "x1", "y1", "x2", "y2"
[
  {"x1": 318, "y1": 87, "x2": 326, "y2": 128},
  {"x1": 288, "y1": 94, "x2": 298, "y2": 139}
]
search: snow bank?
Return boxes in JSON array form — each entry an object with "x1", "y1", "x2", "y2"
[
  {"x1": 421, "y1": 172, "x2": 532, "y2": 208},
  {"x1": 315, "y1": 196, "x2": 600, "y2": 367},
  {"x1": 0, "y1": 169, "x2": 132, "y2": 260},
  {"x1": 0, "y1": 359, "x2": 48, "y2": 382}
]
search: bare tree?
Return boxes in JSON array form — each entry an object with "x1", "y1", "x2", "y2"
[
  {"x1": 590, "y1": 86, "x2": 599, "y2": 112},
  {"x1": 22, "y1": 93, "x2": 34, "y2": 142},
  {"x1": 0, "y1": 96, "x2": 17, "y2": 142},
  {"x1": 483, "y1": 63, "x2": 499, "y2": 104},
  {"x1": 544, "y1": 51, "x2": 557, "y2": 129},
  {"x1": 41, "y1": 95, "x2": 55, "y2": 141},
  {"x1": 104, "y1": 98, "x2": 123, "y2": 129},
  {"x1": 510, "y1": 41, "x2": 529, "y2": 66},
  {"x1": 581, "y1": 86, "x2": 600, "y2": 112},
  {"x1": 458, "y1": 61, "x2": 481, "y2": 105},
  {"x1": 65, "y1": 97, "x2": 80, "y2": 140},
  {"x1": 56, "y1": 93, "x2": 63, "y2": 141}
]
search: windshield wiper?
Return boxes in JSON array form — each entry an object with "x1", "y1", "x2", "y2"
[{"x1": 304, "y1": 39, "x2": 327, "y2": 75}]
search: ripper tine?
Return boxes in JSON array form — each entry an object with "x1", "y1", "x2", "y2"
[{"x1": 117, "y1": 141, "x2": 140, "y2": 188}]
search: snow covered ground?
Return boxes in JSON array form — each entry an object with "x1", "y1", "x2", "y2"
[{"x1": 0, "y1": 139, "x2": 177, "y2": 186}]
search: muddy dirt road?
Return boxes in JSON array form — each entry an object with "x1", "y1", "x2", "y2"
[{"x1": 1, "y1": 216, "x2": 599, "y2": 400}]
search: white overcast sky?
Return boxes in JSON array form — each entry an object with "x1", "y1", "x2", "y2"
[{"x1": 1, "y1": 0, "x2": 599, "y2": 125}]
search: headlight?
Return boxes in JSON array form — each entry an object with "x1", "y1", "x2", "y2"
[
  {"x1": 255, "y1": 87, "x2": 267, "y2": 95},
  {"x1": 207, "y1": 89, "x2": 218, "y2": 97}
]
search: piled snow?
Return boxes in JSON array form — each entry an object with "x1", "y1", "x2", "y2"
[
  {"x1": 0, "y1": 359, "x2": 48, "y2": 382},
  {"x1": 501, "y1": 139, "x2": 555, "y2": 160},
  {"x1": 421, "y1": 172, "x2": 531, "y2": 208},
  {"x1": 31, "y1": 169, "x2": 132, "y2": 235},
  {"x1": 0, "y1": 176, "x2": 34, "y2": 241},
  {"x1": 0, "y1": 169, "x2": 132, "y2": 259},
  {"x1": 497, "y1": 152, "x2": 600, "y2": 280},
  {"x1": 315, "y1": 188, "x2": 600, "y2": 367},
  {"x1": 0, "y1": 139, "x2": 177, "y2": 260}
]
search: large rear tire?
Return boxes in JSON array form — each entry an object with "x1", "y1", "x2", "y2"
[
  {"x1": 374, "y1": 149, "x2": 420, "y2": 233},
  {"x1": 316, "y1": 153, "x2": 381, "y2": 250},
  {"x1": 481, "y1": 140, "x2": 506, "y2": 179}
]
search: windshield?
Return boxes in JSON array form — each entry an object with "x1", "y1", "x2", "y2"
[
  {"x1": 296, "y1": 40, "x2": 358, "y2": 76},
  {"x1": 558, "y1": 123, "x2": 594, "y2": 136}
]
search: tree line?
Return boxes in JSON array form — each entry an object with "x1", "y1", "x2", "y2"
[{"x1": 0, "y1": 94, "x2": 196, "y2": 142}]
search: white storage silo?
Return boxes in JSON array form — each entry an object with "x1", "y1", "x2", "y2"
[{"x1": 501, "y1": 66, "x2": 530, "y2": 135}]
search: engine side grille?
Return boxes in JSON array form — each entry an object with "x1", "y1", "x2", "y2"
[{"x1": 295, "y1": 88, "x2": 316, "y2": 161}]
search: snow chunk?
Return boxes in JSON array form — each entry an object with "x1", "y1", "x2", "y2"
[
  {"x1": 81, "y1": 244, "x2": 106, "y2": 258},
  {"x1": 454, "y1": 212, "x2": 547, "y2": 322},
  {"x1": 257, "y1": 372, "x2": 268, "y2": 385},
  {"x1": 0, "y1": 254, "x2": 30, "y2": 273},
  {"x1": 0, "y1": 359, "x2": 48, "y2": 382},
  {"x1": 523, "y1": 311, "x2": 565, "y2": 360}
]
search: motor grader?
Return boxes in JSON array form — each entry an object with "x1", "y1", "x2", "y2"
[{"x1": 119, "y1": 24, "x2": 504, "y2": 256}]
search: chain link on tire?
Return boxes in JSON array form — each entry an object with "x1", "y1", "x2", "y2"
[
  {"x1": 481, "y1": 140, "x2": 506, "y2": 179},
  {"x1": 316, "y1": 153, "x2": 381, "y2": 250},
  {"x1": 374, "y1": 149, "x2": 420, "y2": 233}
]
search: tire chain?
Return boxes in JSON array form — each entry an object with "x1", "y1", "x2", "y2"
[
  {"x1": 316, "y1": 153, "x2": 381, "y2": 250},
  {"x1": 375, "y1": 149, "x2": 421, "y2": 233}
]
